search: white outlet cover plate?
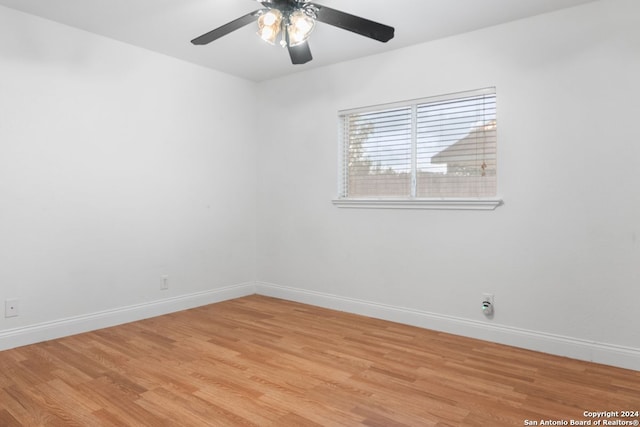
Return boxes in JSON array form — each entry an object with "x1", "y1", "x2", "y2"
[{"x1": 5, "y1": 299, "x2": 19, "y2": 318}]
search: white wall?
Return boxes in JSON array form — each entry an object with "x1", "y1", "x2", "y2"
[
  {"x1": 1, "y1": 0, "x2": 639, "y2": 370},
  {"x1": 256, "y1": 0, "x2": 640, "y2": 368},
  {"x1": 0, "y1": 6, "x2": 257, "y2": 340}
]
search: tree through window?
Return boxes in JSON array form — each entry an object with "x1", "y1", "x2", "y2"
[{"x1": 339, "y1": 88, "x2": 497, "y2": 199}]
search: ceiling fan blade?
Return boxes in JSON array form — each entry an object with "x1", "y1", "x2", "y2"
[
  {"x1": 191, "y1": 10, "x2": 263, "y2": 45},
  {"x1": 288, "y1": 41, "x2": 313, "y2": 65},
  {"x1": 312, "y1": 4, "x2": 394, "y2": 43}
]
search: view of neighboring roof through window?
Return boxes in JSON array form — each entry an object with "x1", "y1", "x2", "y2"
[{"x1": 335, "y1": 88, "x2": 501, "y2": 210}]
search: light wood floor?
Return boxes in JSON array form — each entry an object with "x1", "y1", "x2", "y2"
[{"x1": 0, "y1": 295, "x2": 638, "y2": 426}]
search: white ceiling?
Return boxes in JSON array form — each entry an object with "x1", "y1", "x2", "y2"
[{"x1": 0, "y1": 0, "x2": 598, "y2": 81}]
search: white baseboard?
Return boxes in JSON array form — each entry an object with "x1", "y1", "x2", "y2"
[
  {"x1": 0, "y1": 282, "x2": 255, "y2": 352},
  {"x1": 255, "y1": 282, "x2": 640, "y2": 372},
  {"x1": 3, "y1": 281, "x2": 638, "y2": 372}
]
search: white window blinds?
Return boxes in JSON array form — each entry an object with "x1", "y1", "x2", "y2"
[{"x1": 339, "y1": 88, "x2": 497, "y2": 199}]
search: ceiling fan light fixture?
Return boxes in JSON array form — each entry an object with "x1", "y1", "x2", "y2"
[
  {"x1": 287, "y1": 9, "x2": 316, "y2": 46},
  {"x1": 257, "y1": 9, "x2": 283, "y2": 44},
  {"x1": 191, "y1": 2, "x2": 394, "y2": 66}
]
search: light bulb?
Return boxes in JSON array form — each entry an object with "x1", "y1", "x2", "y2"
[
  {"x1": 257, "y1": 9, "x2": 282, "y2": 45},
  {"x1": 287, "y1": 10, "x2": 315, "y2": 46},
  {"x1": 294, "y1": 17, "x2": 313, "y2": 33},
  {"x1": 262, "y1": 11, "x2": 278, "y2": 26},
  {"x1": 260, "y1": 27, "x2": 275, "y2": 41}
]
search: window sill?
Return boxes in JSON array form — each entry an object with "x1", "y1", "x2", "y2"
[{"x1": 332, "y1": 198, "x2": 503, "y2": 210}]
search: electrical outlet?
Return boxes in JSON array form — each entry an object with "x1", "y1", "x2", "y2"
[
  {"x1": 161, "y1": 275, "x2": 169, "y2": 290},
  {"x1": 482, "y1": 293, "x2": 494, "y2": 305},
  {"x1": 5, "y1": 299, "x2": 19, "y2": 318},
  {"x1": 482, "y1": 293, "x2": 494, "y2": 317}
]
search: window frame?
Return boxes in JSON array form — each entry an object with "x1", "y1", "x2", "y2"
[{"x1": 333, "y1": 88, "x2": 502, "y2": 210}]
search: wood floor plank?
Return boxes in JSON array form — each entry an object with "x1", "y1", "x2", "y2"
[
  {"x1": 0, "y1": 408, "x2": 21, "y2": 427},
  {"x1": 0, "y1": 295, "x2": 638, "y2": 426}
]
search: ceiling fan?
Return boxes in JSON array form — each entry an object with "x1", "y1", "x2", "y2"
[{"x1": 191, "y1": 0, "x2": 395, "y2": 65}]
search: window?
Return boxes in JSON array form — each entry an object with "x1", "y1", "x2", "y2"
[{"x1": 335, "y1": 88, "x2": 501, "y2": 210}]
